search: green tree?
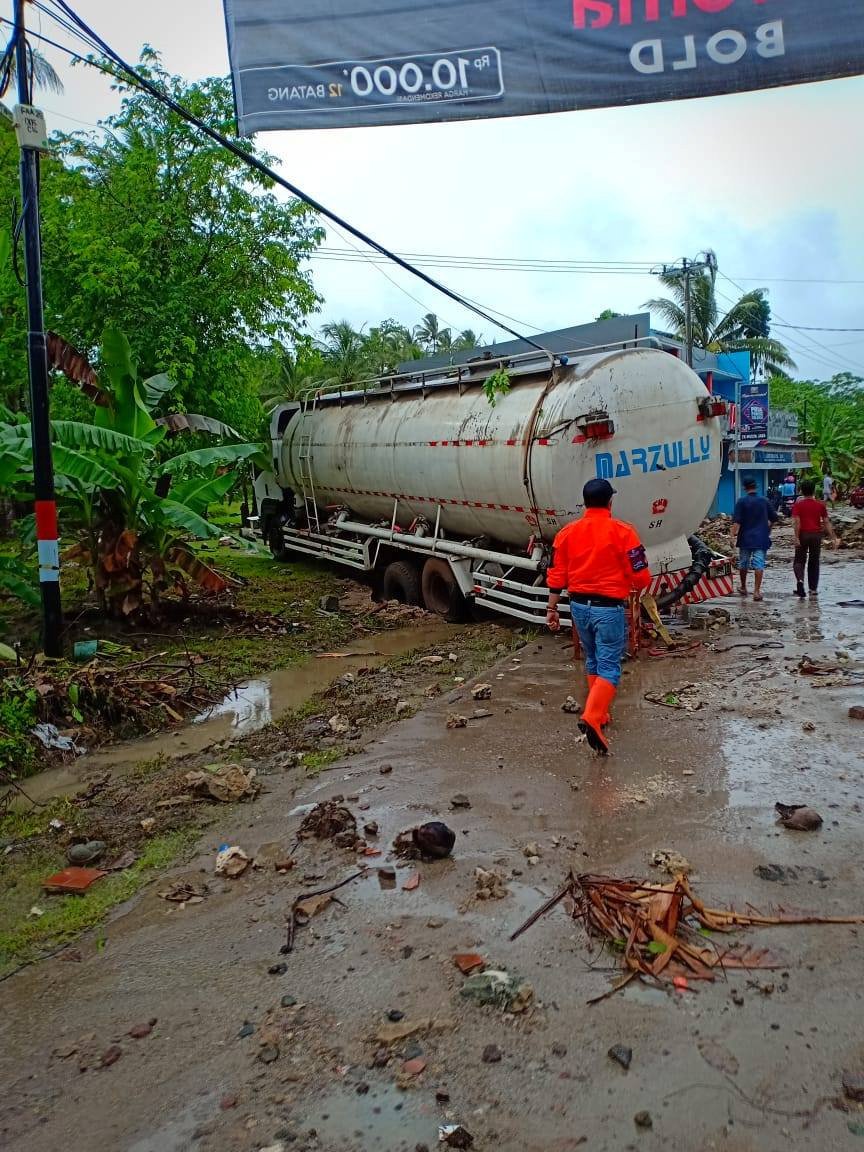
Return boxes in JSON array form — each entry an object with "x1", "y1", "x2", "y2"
[
  {"x1": 414, "y1": 312, "x2": 442, "y2": 353},
  {"x1": 645, "y1": 270, "x2": 794, "y2": 375},
  {"x1": 363, "y1": 320, "x2": 422, "y2": 376},
  {"x1": 453, "y1": 328, "x2": 483, "y2": 352},
  {"x1": 258, "y1": 341, "x2": 330, "y2": 407},
  {"x1": 316, "y1": 320, "x2": 371, "y2": 385},
  {"x1": 595, "y1": 309, "x2": 622, "y2": 321},
  {"x1": 0, "y1": 127, "x2": 29, "y2": 411},
  {"x1": 0, "y1": 49, "x2": 322, "y2": 434},
  {"x1": 769, "y1": 373, "x2": 864, "y2": 482}
]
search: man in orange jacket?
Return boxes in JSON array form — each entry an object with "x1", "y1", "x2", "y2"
[{"x1": 545, "y1": 478, "x2": 652, "y2": 754}]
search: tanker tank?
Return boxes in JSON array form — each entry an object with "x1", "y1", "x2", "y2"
[{"x1": 275, "y1": 346, "x2": 722, "y2": 578}]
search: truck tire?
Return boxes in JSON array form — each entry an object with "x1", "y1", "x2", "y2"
[
  {"x1": 381, "y1": 560, "x2": 422, "y2": 606},
  {"x1": 266, "y1": 521, "x2": 290, "y2": 562},
  {"x1": 421, "y1": 558, "x2": 468, "y2": 622}
]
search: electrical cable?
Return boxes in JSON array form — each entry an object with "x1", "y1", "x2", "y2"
[
  {"x1": 11, "y1": 9, "x2": 862, "y2": 366},
  {"x1": 712, "y1": 280, "x2": 864, "y2": 378},
  {"x1": 34, "y1": 0, "x2": 553, "y2": 355}
]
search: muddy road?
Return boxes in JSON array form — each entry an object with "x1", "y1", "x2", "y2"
[{"x1": 2, "y1": 543, "x2": 863, "y2": 1152}]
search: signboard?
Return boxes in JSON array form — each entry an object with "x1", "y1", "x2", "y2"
[
  {"x1": 739, "y1": 381, "x2": 769, "y2": 439},
  {"x1": 222, "y1": 1, "x2": 864, "y2": 133}
]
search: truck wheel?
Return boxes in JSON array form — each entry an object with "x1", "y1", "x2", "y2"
[
  {"x1": 266, "y1": 521, "x2": 290, "y2": 562},
  {"x1": 381, "y1": 560, "x2": 422, "y2": 605},
  {"x1": 421, "y1": 558, "x2": 468, "y2": 622}
]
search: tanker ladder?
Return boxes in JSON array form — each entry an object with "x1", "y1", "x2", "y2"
[{"x1": 296, "y1": 395, "x2": 321, "y2": 534}]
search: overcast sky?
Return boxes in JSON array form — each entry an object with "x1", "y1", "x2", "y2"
[{"x1": 5, "y1": 0, "x2": 864, "y2": 381}]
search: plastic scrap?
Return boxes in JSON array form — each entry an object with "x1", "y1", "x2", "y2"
[
  {"x1": 31, "y1": 723, "x2": 86, "y2": 755},
  {"x1": 214, "y1": 845, "x2": 251, "y2": 878}
]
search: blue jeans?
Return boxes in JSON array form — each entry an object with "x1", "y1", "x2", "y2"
[{"x1": 570, "y1": 602, "x2": 627, "y2": 686}]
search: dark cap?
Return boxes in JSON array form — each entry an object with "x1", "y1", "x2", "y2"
[{"x1": 583, "y1": 478, "x2": 616, "y2": 505}]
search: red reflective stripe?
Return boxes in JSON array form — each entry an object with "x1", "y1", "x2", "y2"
[
  {"x1": 537, "y1": 438, "x2": 550, "y2": 446},
  {"x1": 35, "y1": 500, "x2": 58, "y2": 540},
  {"x1": 572, "y1": 434, "x2": 587, "y2": 444},
  {"x1": 506, "y1": 439, "x2": 518, "y2": 446}
]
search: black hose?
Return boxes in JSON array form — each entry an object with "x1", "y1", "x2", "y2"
[{"x1": 653, "y1": 535, "x2": 714, "y2": 612}]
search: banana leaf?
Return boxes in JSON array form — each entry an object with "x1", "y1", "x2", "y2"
[
  {"x1": 0, "y1": 556, "x2": 39, "y2": 607},
  {"x1": 52, "y1": 445, "x2": 124, "y2": 488},
  {"x1": 143, "y1": 372, "x2": 179, "y2": 408},
  {"x1": 156, "y1": 413, "x2": 240, "y2": 439},
  {"x1": 169, "y1": 471, "x2": 236, "y2": 513},
  {"x1": 159, "y1": 499, "x2": 225, "y2": 540},
  {"x1": 157, "y1": 442, "x2": 263, "y2": 475},
  {"x1": 165, "y1": 544, "x2": 233, "y2": 593},
  {"x1": 46, "y1": 331, "x2": 108, "y2": 406}
]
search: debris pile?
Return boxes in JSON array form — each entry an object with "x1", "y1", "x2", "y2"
[
  {"x1": 459, "y1": 968, "x2": 533, "y2": 1014},
  {"x1": 298, "y1": 801, "x2": 358, "y2": 847},
  {"x1": 7, "y1": 650, "x2": 235, "y2": 745},
  {"x1": 511, "y1": 872, "x2": 864, "y2": 1000},
  {"x1": 185, "y1": 763, "x2": 259, "y2": 803},
  {"x1": 697, "y1": 513, "x2": 733, "y2": 554},
  {"x1": 644, "y1": 682, "x2": 706, "y2": 711},
  {"x1": 473, "y1": 867, "x2": 509, "y2": 900}
]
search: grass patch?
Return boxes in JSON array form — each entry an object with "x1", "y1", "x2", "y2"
[
  {"x1": 301, "y1": 747, "x2": 346, "y2": 775},
  {"x1": 0, "y1": 676, "x2": 39, "y2": 777},
  {"x1": 0, "y1": 825, "x2": 199, "y2": 977}
]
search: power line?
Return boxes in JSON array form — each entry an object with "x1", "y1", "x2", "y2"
[
  {"x1": 717, "y1": 272, "x2": 864, "y2": 377},
  {"x1": 13, "y1": 9, "x2": 863, "y2": 370},
  {"x1": 773, "y1": 324, "x2": 864, "y2": 333},
  {"x1": 29, "y1": 0, "x2": 552, "y2": 356}
]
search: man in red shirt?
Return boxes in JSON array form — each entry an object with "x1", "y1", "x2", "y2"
[
  {"x1": 792, "y1": 478, "x2": 838, "y2": 598},
  {"x1": 546, "y1": 478, "x2": 652, "y2": 754}
]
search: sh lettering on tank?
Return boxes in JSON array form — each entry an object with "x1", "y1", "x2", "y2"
[{"x1": 595, "y1": 436, "x2": 711, "y2": 479}]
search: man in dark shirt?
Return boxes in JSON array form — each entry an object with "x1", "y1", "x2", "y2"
[{"x1": 730, "y1": 477, "x2": 779, "y2": 601}]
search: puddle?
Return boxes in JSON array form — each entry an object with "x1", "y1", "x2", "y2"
[
  {"x1": 299, "y1": 1083, "x2": 434, "y2": 1151},
  {"x1": 125, "y1": 1092, "x2": 217, "y2": 1152},
  {"x1": 15, "y1": 623, "x2": 458, "y2": 805}
]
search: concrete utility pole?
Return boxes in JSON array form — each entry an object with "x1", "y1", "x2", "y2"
[
  {"x1": 658, "y1": 251, "x2": 717, "y2": 369},
  {"x1": 11, "y1": 0, "x2": 63, "y2": 655}
]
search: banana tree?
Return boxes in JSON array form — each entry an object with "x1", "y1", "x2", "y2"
[{"x1": 3, "y1": 329, "x2": 265, "y2": 619}]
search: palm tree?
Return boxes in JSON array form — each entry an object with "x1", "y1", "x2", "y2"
[
  {"x1": 644, "y1": 270, "x2": 795, "y2": 376},
  {"x1": 453, "y1": 329, "x2": 483, "y2": 351},
  {"x1": 436, "y1": 328, "x2": 454, "y2": 356},
  {"x1": 414, "y1": 312, "x2": 441, "y2": 353},
  {"x1": 1, "y1": 44, "x2": 64, "y2": 98},
  {"x1": 316, "y1": 320, "x2": 370, "y2": 386}
]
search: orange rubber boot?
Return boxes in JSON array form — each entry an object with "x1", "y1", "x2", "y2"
[
  {"x1": 578, "y1": 677, "x2": 617, "y2": 754},
  {"x1": 584, "y1": 674, "x2": 610, "y2": 728}
]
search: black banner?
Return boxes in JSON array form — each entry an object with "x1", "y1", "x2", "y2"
[{"x1": 222, "y1": 1, "x2": 864, "y2": 133}]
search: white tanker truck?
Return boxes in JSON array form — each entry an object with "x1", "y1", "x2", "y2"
[{"x1": 254, "y1": 341, "x2": 735, "y2": 625}]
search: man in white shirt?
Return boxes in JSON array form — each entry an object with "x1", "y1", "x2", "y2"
[{"x1": 822, "y1": 471, "x2": 835, "y2": 504}]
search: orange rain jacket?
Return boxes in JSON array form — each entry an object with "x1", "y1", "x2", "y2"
[{"x1": 546, "y1": 507, "x2": 653, "y2": 601}]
